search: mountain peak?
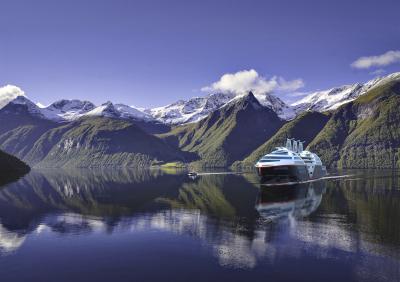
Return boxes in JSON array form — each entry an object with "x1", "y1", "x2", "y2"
[
  {"x1": 236, "y1": 91, "x2": 261, "y2": 106},
  {"x1": 246, "y1": 91, "x2": 257, "y2": 100},
  {"x1": 101, "y1": 101, "x2": 114, "y2": 107},
  {"x1": 231, "y1": 91, "x2": 264, "y2": 111},
  {"x1": 47, "y1": 99, "x2": 95, "y2": 114},
  {"x1": 85, "y1": 102, "x2": 120, "y2": 118},
  {"x1": 0, "y1": 95, "x2": 62, "y2": 121}
]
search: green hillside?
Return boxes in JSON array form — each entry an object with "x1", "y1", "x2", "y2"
[
  {"x1": 0, "y1": 101, "x2": 185, "y2": 168},
  {"x1": 159, "y1": 92, "x2": 284, "y2": 167},
  {"x1": 305, "y1": 103, "x2": 356, "y2": 167},
  {"x1": 0, "y1": 102, "x2": 57, "y2": 160},
  {"x1": 234, "y1": 111, "x2": 330, "y2": 167},
  {"x1": 235, "y1": 77, "x2": 400, "y2": 169},
  {"x1": 309, "y1": 79, "x2": 400, "y2": 168},
  {"x1": 34, "y1": 117, "x2": 185, "y2": 168}
]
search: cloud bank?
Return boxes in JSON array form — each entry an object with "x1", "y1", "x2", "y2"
[
  {"x1": 0, "y1": 85, "x2": 26, "y2": 109},
  {"x1": 201, "y1": 69, "x2": 304, "y2": 95},
  {"x1": 351, "y1": 50, "x2": 400, "y2": 69}
]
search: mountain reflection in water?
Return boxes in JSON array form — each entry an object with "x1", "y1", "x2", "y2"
[{"x1": 0, "y1": 169, "x2": 399, "y2": 282}]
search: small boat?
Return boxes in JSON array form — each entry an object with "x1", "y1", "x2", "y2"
[
  {"x1": 255, "y1": 138, "x2": 327, "y2": 183},
  {"x1": 187, "y1": 172, "x2": 198, "y2": 178}
]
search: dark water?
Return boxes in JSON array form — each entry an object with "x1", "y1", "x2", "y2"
[{"x1": 0, "y1": 169, "x2": 399, "y2": 282}]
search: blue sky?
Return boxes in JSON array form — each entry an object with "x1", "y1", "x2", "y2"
[{"x1": 1, "y1": 0, "x2": 399, "y2": 107}]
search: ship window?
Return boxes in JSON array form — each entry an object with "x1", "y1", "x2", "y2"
[
  {"x1": 259, "y1": 160, "x2": 277, "y2": 163},
  {"x1": 271, "y1": 150, "x2": 288, "y2": 155},
  {"x1": 272, "y1": 166, "x2": 289, "y2": 170},
  {"x1": 262, "y1": 156, "x2": 293, "y2": 160}
]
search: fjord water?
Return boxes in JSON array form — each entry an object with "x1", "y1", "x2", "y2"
[{"x1": 0, "y1": 169, "x2": 399, "y2": 282}]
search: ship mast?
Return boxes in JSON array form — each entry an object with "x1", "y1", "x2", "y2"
[
  {"x1": 286, "y1": 138, "x2": 305, "y2": 153},
  {"x1": 293, "y1": 139, "x2": 298, "y2": 152},
  {"x1": 286, "y1": 138, "x2": 293, "y2": 151},
  {"x1": 298, "y1": 141, "x2": 304, "y2": 152}
]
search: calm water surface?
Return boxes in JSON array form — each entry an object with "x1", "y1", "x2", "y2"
[{"x1": 0, "y1": 169, "x2": 399, "y2": 282}]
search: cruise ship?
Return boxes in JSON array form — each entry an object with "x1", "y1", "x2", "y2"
[{"x1": 255, "y1": 138, "x2": 327, "y2": 183}]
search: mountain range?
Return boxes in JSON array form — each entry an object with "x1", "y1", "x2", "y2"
[
  {"x1": 3, "y1": 73, "x2": 398, "y2": 125},
  {"x1": 0, "y1": 72, "x2": 399, "y2": 169}
]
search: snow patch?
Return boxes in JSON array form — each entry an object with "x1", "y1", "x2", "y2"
[{"x1": 291, "y1": 72, "x2": 400, "y2": 113}]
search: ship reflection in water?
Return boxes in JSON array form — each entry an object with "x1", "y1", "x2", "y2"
[
  {"x1": 0, "y1": 169, "x2": 399, "y2": 282},
  {"x1": 256, "y1": 182, "x2": 325, "y2": 225}
]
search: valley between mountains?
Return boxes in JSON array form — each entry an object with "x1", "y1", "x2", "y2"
[{"x1": 1, "y1": 72, "x2": 400, "y2": 169}]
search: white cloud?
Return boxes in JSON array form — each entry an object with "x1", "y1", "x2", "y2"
[
  {"x1": 201, "y1": 69, "x2": 304, "y2": 95},
  {"x1": 276, "y1": 77, "x2": 305, "y2": 91},
  {"x1": 0, "y1": 85, "x2": 26, "y2": 109},
  {"x1": 351, "y1": 50, "x2": 400, "y2": 69}
]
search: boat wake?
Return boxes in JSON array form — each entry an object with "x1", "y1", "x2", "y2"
[
  {"x1": 259, "y1": 174, "x2": 356, "y2": 186},
  {"x1": 195, "y1": 172, "x2": 244, "y2": 176},
  {"x1": 188, "y1": 171, "x2": 356, "y2": 186}
]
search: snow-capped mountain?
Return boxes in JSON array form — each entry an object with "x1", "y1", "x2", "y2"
[
  {"x1": 291, "y1": 72, "x2": 400, "y2": 113},
  {"x1": 71, "y1": 101, "x2": 151, "y2": 120},
  {"x1": 114, "y1": 103, "x2": 154, "y2": 121},
  {"x1": 9, "y1": 96, "x2": 46, "y2": 116},
  {"x1": 0, "y1": 93, "x2": 155, "y2": 123},
  {"x1": 45, "y1": 99, "x2": 96, "y2": 120},
  {"x1": 253, "y1": 93, "x2": 295, "y2": 120},
  {"x1": 146, "y1": 92, "x2": 294, "y2": 124},
  {"x1": 49, "y1": 100, "x2": 155, "y2": 121},
  {"x1": 1, "y1": 71, "x2": 399, "y2": 126},
  {"x1": 146, "y1": 93, "x2": 236, "y2": 124},
  {"x1": 3, "y1": 95, "x2": 62, "y2": 121},
  {"x1": 0, "y1": 95, "x2": 95, "y2": 121},
  {"x1": 83, "y1": 101, "x2": 121, "y2": 118},
  {"x1": 0, "y1": 88, "x2": 295, "y2": 125}
]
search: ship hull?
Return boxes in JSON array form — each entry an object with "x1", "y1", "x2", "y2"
[
  {"x1": 311, "y1": 165, "x2": 327, "y2": 179},
  {"x1": 256, "y1": 164, "x2": 310, "y2": 183}
]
